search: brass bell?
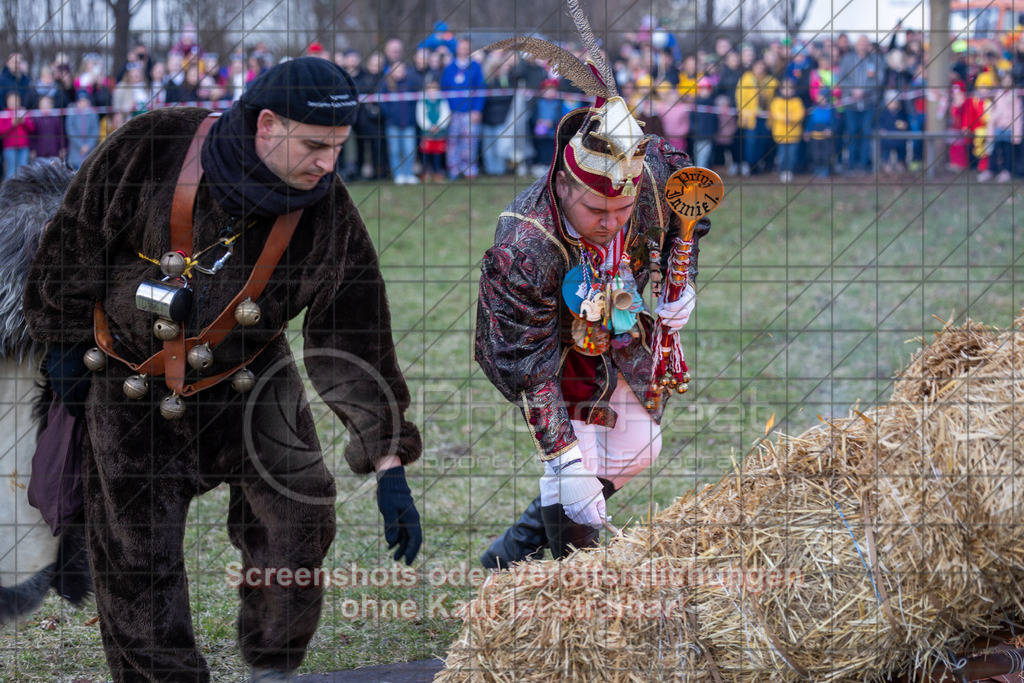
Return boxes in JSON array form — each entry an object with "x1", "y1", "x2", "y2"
[
  {"x1": 659, "y1": 374, "x2": 673, "y2": 387},
  {"x1": 159, "y1": 251, "x2": 188, "y2": 278},
  {"x1": 643, "y1": 398, "x2": 658, "y2": 410},
  {"x1": 187, "y1": 342, "x2": 214, "y2": 371},
  {"x1": 675, "y1": 384, "x2": 688, "y2": 394},
  {"x1": 681, "y1": 371, "x2": 691, "y2": 384},
  {"x1": 160, "y1": 393, "x2": 186, "y2": 420},
  {"x1": 152, "y1": 318, "x2": 181, "y2": 341},
  {"x1": 83, "y1": 347, "x2": 107, "y2": 372},
  {"x1": 123, "y1": 374, "x2": 149, "y2": 400},
  {"x1": 234, "y1": 297, "x2": 261, "y2": 327},
  {"x1": 230, "y1": 367, "x2": 256, "y2": 393}
]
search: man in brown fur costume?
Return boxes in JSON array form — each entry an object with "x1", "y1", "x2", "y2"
[{"x1": 23, "y1": 57, "x2": 422, "y2": 682}]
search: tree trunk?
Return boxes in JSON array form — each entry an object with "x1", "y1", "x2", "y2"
[
  {"x1": 0, "y1": 0, "x2": 17, "y2": 58},
  {"x1": 376, "y1": 0, "x2": 428, "y2": 53},
  {"x1": 107, "y1": 0, "x2": 133, "y2": 73},
  {"x1": 780, "y1": 0, "x2": 815, "y2": 37},
  {"x1": 926, "y1": 0, "x2": 952, "y2": 178}
]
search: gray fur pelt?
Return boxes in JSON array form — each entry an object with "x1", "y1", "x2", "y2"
[{"x1": 0, "y1": 160, "x2": 73, "y2": 362}]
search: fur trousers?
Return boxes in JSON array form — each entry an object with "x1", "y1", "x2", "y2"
[{"x1": 82, "y1": 356, "x2": 336, "y2": 681}]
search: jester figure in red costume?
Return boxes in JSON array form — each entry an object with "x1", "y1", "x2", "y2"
[
  {"x1": 474, "y1": 1, "x2": 711, "y2": 567},
  {"x1": 949, "y1": 80, "x2": 986, "y2": 171}
]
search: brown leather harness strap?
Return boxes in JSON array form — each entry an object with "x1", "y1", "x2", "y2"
[
  {"x1": 193, "y1": 209, "x2": 302, "y2": 348},
  {"x1": 173, "y1": 328, "x2": 284, "y2": 396},
  {"x1": 93, "y1": 302, "x2": 284, "y2": 397},
  {"x1": 93, "y1": 113, "x2": 303, "y2": 397},
  {"x1": 164, "y1": 112, "x2": 214, "y2": 394},
  {"x1": 93, "y1": 301, "x2": 166, "y2": 377},
  {"x1": 170, "y1": 115, "x2": 217, "y2": 254},
  {"x1": 164, "y1": 324, "x2": 189, "y2": 393},
  {"x1": 162, "y1": 204, "x2": 300, "y2": 395}
]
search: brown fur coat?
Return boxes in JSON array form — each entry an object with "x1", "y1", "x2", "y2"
[{"x1": 24, "y1": 107, "x2": 420, "y2": 475}]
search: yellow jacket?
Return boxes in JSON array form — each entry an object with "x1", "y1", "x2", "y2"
[
  {"x1": 770, "y1": 96, "x2": 805, "y2": 143},
  {"x1": 736, "y1": 71, "x2": 776, "y2": 130},
  {"x1": 677, "y1": 72, "x2": 700, "y2": 99}
]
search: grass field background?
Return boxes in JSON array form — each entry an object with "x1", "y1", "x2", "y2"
[{"x1": 4, "y1": 175, "x2": 1022, "y2": 681}]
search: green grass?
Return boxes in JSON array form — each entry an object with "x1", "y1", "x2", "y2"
[{"x1": 4, "y1": 175, "x2": 1022, "y2": 681}]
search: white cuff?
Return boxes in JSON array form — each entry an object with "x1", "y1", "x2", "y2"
[
  {"x1": 543, "y1": 445, "x2": 585, "y2": 475},
  {"x1": 656, "y1": 283, "x2": 696, "y2": 331},
  {"x1": 541, "y1": 459, "x2": 602, "y2": 506}
]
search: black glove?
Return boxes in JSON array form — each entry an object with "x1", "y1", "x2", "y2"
[
  {"x1": 375, "y1": 466, "x2": 422, "y2": 565},
  {"x1": 47, "y1": 342, "x2": 93, "y2": 418}
]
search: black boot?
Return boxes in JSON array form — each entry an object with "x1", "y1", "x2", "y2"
[
  {"x1": 598, "y1": 477, "x2": 617, "y2": 501},
  {"x1": 480, "y1": 495, "x2": 547, "y2": 569},
  {"x1": 540, "y1": 504, "x2": 600, "y2": 560},
  {"x1": 538, "y1": 478, "x2": 617, "y2": 560}
]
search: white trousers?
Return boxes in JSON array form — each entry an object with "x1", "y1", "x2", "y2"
[{"x1": 540, "y1": 374, "x2": 663, "y2": 505}]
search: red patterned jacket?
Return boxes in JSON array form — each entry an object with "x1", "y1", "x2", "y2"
[{"x1": 475, "y1": 113, "x2": 710, "y2": 460}]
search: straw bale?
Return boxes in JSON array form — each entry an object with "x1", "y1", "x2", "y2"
[{"x1": 436, "y1": 313, "x2": 1024, "y2": 682}]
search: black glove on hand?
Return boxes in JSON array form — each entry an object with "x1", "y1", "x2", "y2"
[
  {"x1": 376, "y1": 466, "x2": 422, "y2": 565},
  {"x1": 47, "y1": 342, "x2": 93, "y2": 418}
]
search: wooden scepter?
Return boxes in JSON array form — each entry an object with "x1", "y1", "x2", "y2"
[{"x1": 645, "y1": 167, "x2": 724, "y2": 412}]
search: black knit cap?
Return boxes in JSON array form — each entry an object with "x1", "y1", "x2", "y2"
[{"x1": 241, "y1": 56, "x2": 359, "y2": 126}]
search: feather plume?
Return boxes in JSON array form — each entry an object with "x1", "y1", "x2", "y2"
[
  {"x1": 566, "y1": 0, "x2": 617, "y2": 97},
  {"x1": 482, "y1": 37, "x2": 610, "y2": 99}
]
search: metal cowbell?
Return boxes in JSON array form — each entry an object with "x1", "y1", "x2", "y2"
[
  {"x1": 230, "y1": 367, "x2": 256, "y2": 393},
  {"x1": 160, "y1": 393, "x2": 186, "y2": 420},
  {"x1": 159, "y1": 251, "x2": 188, "y2": 278},
  {"x1": 152, "y1": 318, "x2": 181, "y2": 341},
  {"x1": 123, "y1": 374, "x2": 149, "y2": 399},
  {"x1": 83, "y1": 347, "x2": 107, "y2": 372},
  {"x1": 187, "y1": 342, "x2": 214, "y2": 371},
  {"x1": 234, "y1": 297, "x2": 261, "y2": 327}
]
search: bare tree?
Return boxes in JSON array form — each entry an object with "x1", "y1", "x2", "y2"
[
  {"x1": 739, "y1": 0, "x2": 816, "y2": 37},
  {"x1": 107, "y1": 0, "x2": 149, "y2": 73},
  {"x1": 369, "y1": 0, "x2": 430, "y2": 55},
  {"x1": 330, "y1": 0, "x2": 659, "y2": 60},
  {"x1": 776, "y1": 0, "x2": 816, "y2": 37},
  {"x1": 1, "y1": 1, "x2": 18, "y2": 59},
  {"x1": 1, "y1": 0, "x2": 98, "y2": 70}
]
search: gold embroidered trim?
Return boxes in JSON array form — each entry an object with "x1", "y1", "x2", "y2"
[
  {"x1": 501, "y1": 211, "x2": 571, "y2": 266},
  {"x1": 521, "y1": 390, "x2": 579, "y2": 461},
  {"x1": 565, "y1": 143, "x2": 644, "y2": 197}
]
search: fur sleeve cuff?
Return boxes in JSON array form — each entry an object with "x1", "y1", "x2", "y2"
[{"x1": 343, "y1": 418, "x2": 422, "y2": 475}]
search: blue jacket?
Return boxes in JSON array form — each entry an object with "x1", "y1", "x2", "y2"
[
  {"x1": 380, "y1": 70, "x2": 423, "y2": 128},
  {"x1": 0, "y1": 67, "x2": 37, "y2": 108},
  {"x1": 441, "y1": 59, "x2": 485, "y2": 114},
  {"x1": 535, "y1": 96, "x2": 561, "y2": 124},
  {"x1": 691, "y1": 95, "x2": 718, "y2": 138},
  {"x1": 877, "y1": 106, "x2": 908, "y2": 133},
  {"x1": 418, "y1": 22, "x2": 458, "y2": 55},
  {"x1": 805, "y1": 105, "x2": 834, "y2": 134}
]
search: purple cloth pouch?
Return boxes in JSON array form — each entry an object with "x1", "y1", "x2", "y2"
[{"x1": 26, "y1": 397, "x2": 84, "y2": 536}]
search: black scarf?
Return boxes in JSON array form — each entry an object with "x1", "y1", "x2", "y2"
[{"x1": 200, "y1": 104, "x2": 332, "y2": 219}]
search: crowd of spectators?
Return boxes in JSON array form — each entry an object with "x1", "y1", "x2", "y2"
[{"x1": 2, "y1": 18, "x2": 1023, "y2": 183}]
